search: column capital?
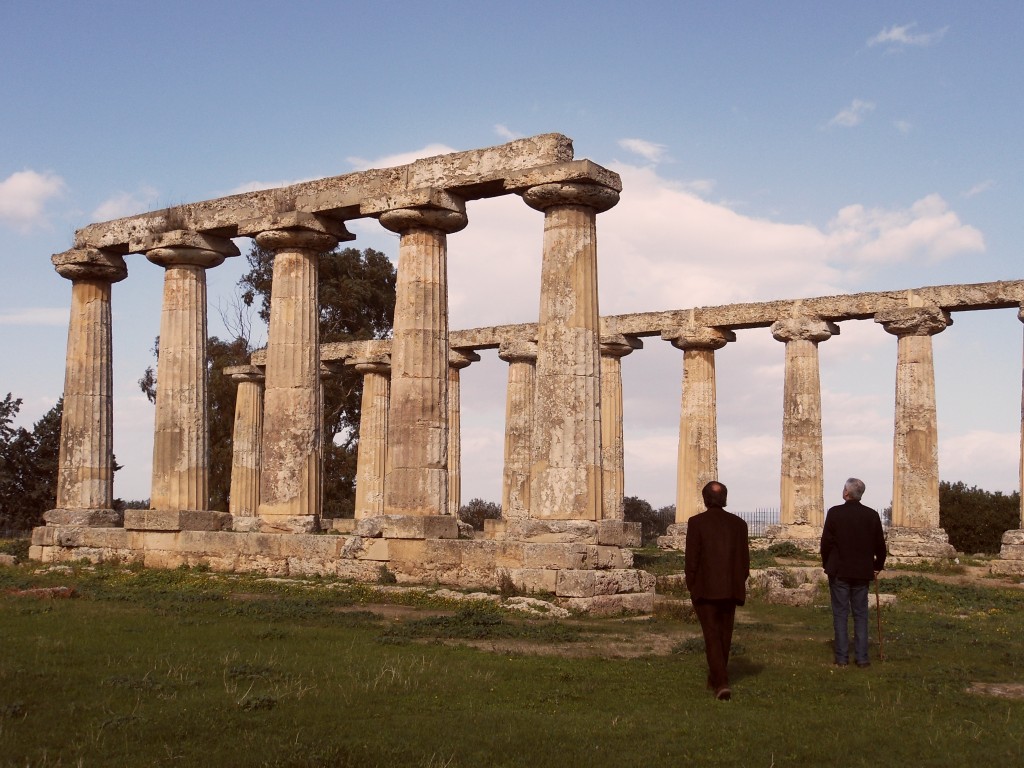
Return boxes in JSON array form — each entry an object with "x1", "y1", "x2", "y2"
[
  {"x1": 52, "y1": 248, "x2": 128, "y2": 283},
  {"x1": 239, "y1": 211, "x2": 354, "y2": 251},
  {"x1": 662, "y1": 325, "x2": 735, "y2": 351},
  {"x1": 771, "y1": 316, "x2": 839, "y2": 344},
  {"x1": 875, "y1": 307, "x2": 952, "y2": 337},
  {"x1": 600, "y1": 334, "x2": 643, "y2": 358},
  {"x1": 378, "y1": 206, "x2": 468, "y2": 235},
  {"x1": 498, "y1": 338, "x2": 538, "y2": 363},
  {"x1": 521, "y1": 181, "x2": 619, "y2": 213},
  {"x1": 449, "y1": 347, "x2": 481, "y2": 370},
  {"x1": 223, "y1": 365, "x2": 265, "y2": 384},
  {"x1": 352, "y1": 358, "x2": 392, "y2": 376},
  {"x1": 143, "y1": 230, "x2": 239, "y2": 269}
]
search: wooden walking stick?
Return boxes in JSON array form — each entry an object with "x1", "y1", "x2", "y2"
[{"x1": 874, "y1": 574, "x2": 885, "y2": 661}]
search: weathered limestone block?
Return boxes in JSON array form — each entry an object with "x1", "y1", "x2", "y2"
[
  {"x1": 558, "y1": 592, "x2": 655, "y2": 616},
  {"x1": 521, "y1": 543, "x2": 588, "y2": 569},
  {"x1": 507, "y1": 567, "x2": 558, "y2": 594},
  {"x1": 355, "y1": 514, "x2": 459, "y2": 540},
  {"x1": 997, "y1": 542, "x2": 1024, "y2": 558},
  {"x1": 597, "y1": 520, "x2": 642, "y2": 547},
  {"x1": 124, "y1": 510, "x2": 232, "y2": 532},
  {"x1": 886, "y1": 526, "x2": 956, "y2": 559},
  {"x1": 583, "y1": 545, "x2": 631, "y2": 569},
  {"x1": 1002, "y1": 529, "x2": 1024, "y2": 546},
  {"x1": 43, "y1": 509, "x2": 122, "y2": 527},
  {"x1": 657, "y1": 522, "x2": 687, "y2": 550},
  {"x1": 493, "y1": 541, "x2": 526, "y2": 567},
  {"x1": 388, "y1": 539, "x2": 463, "y2": 570},
  {"x1": 503, "y1": 519, "x2": 599, "y2": 544},
  {"x1": 555, "y1": 568, "x2": 655, "y2": 597},
  {"x1": 0, "y1": 554, "x2": 17, "y2": 567},
  {"x1": 483, "y1": 519, "x2": 508, "y2": 539},
  {"x1": 340, "y1": 536, "x2": 391, "y2": 561}
]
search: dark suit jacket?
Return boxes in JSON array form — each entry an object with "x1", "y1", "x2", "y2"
[
  {"x1": 685, "y1": 506, "x2": 750, "y2": 605},
  {"x1": 820, "y1": 500, "x2": 887, "y2": 580}
]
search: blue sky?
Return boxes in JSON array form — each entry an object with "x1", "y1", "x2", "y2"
[{"x1": 2, "y1": 1, "x2": 1022, "y2": 512}]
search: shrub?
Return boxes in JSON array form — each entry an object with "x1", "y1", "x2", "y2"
[
  {"x1": 458, "y1": 498, "x2": 501, "y2": 530},
  {"x1": 939, "y1": 481, "x2": 1019, "y2": 554}
]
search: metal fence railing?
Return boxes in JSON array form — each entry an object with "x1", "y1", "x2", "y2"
[{"x1": 741, "y1": 507, "x2": 780, "y2": 538}]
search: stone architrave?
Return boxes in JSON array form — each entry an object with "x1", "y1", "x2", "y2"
[
  {"x1": 499, "y1": 339, "x2": 538, "y2": 521},
  {"x1": 876, "y1": 306, "x2": 956, "y2": 559},
  {"x1": 239, "y1": 212, "x2": 352, "y2": 533},
  {"x1": 448, "y1": 347, "x2": 481, "y2": 518},
  {"x1": 378, "y1": 199, "x2": 468, "y2": 521},
  {"x1": 521, "y1": 182, "x2": 619, "y2": 521},
  {"x1": 600, "y1": 335, "x2": 642, "y2": 520},
  {"x1": 770, "y1": 316, "x2": 838, "y2": 539},
  {"x1": 662, "y1": 324, "x2": 735, "y2": 527},
  {"x1": 349, "y1": 353, "x2": 391, "y2": 519},
  {"x1": 46, "y1": 248, "x2": 128, "y2": 527},
  {"x1": 224, "y1": 365, "x2": 264, "y2": 518},
  {"x1": 145, "y1": 232, "x2": 239, "y2": 514}
]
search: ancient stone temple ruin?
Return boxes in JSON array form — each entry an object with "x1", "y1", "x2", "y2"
[{"x1": 30, "y1": 133, "x2": 1024, "y2": 608}]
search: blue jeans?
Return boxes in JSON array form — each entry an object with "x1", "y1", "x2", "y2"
[{"x1": 828, "y1": 576, "x2": 870, "y2": 665}]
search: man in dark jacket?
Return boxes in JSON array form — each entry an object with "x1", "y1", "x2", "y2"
[
  {"x1": 685, "y1": 481, "x2": 750, "y2": 700},
  {"x1": 820, "y1": 477, "x2": 887, "y2": 668}
]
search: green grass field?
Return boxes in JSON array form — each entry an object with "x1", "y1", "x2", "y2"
[{"x1": 1, "y1": 553, "x2": 1023, "y2": 767}]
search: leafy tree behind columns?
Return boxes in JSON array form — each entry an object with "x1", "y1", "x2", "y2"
[
  {"x1": 239, "y1": 244, "x2": 397, "y2": 518},
  {"x1": 0, "y1": 396, "x2": 63, "y2": 532},
  {"x1": 939, "y1": 480, "x2": 1020, "y2": 554}
]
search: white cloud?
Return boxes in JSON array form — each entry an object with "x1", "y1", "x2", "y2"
[
  {"x1": 494, "y1": 124, "x2": 522, "y2": 141},
  {"x1": 0, "y1": 307, "x2": 68, "y2": 326},
  {"x1": 827, "y1": 193, "x2": 984, "y2": 264},
  {"x1": 963, "y1": 180, "x2": 995, "y2": 198},
  {"x1": 91, "y1": 186, "x2": 161, "y2": 222},
  {"x1": 828, "y1": 99, "x2": 876, "y2": 128},
  {"x1": 895, "y1": 119, "x2": 912, "y2": 135},
  {"x1": 618, "y1": 138, "x2": 668, "y2": 163},
  {"x1": 868, "y1": 23, "x2": 949, "y2": 50},
  {"x1": 346, "y1": 144, "x2": 459, "y2": 171},
  {"x1": 0, "y1": 170, "x2": 66, "y2": 231}
]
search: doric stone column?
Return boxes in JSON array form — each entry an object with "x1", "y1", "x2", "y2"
[
  {"x1": 600, "y1": 335, "x2": 642, "y2": 520},
  {"x1": 379, "y1": 203, "x2": 468, "y2": 520},
  {"x1": 771, "y1": 316, "x2": 838, "y2": 538},
  {"x1": 46, "y1": 248, "x2": 127, "y2": 526},
  {"x1": 242, "y1": 212, "x2": 352, "y2": 533},
  {"x1": 448, "y1": 347, "x2": 480, "y2": 518},
  {"x1": 994, "y1": 305, "x2": 1024, "y2": 574},
  {"x1": 876, "y1": 306, "x2": 956, "y2": 559},
  {"x1": 145, "y1": 232, "x2": 238, "y2": 513},
  {"x1": 661, "y1": 325, "x2": 735, "y2": 528},
  {"x1": 350, "y1": 354, "x2": 391, "y2": 519},
  {"x1": 499, "y1": 339, "x2": 538, "y2": 521},
  {"x1": 521, "y1": 182, "x2": 619, "y2": 521},
  {"x1": 224, "y1": 365, "x2": 264, "y2": 518}
]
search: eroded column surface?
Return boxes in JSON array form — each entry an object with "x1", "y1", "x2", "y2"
[
  {"x1": 663, "y1": 325, "x2": 735, "y2": 527},
  {"x1": 877, "y1": 306, "x2": 956, "y2": 559},
  {"x1": 771, "y1": 316, "x2": 838, "y2": 537},
  {"x1": 600, "y1": 335, "x2": 642, "y2": 520},
  {"x1": 47, "y1": 248, "x2": 127, "y2": 526},
  {"x1": 225, "y1": 365, "x2": 264, "y2": 518},
  {"x1": 448, "y1": 348, "x2": 480, "y2": 518},
  {"x1": 499, "y1": 339, "x2": 538, "y2": 521},
  {"x1": 146, "y1": 234, "x2": 238, "y2": 513},
  {"x1": 522, "y1": 182, "x2": 619, "y2": 521},
  {"x1": 248, "y1": 214, "x2": 350, "y2": 532},
  {"x1": 994, "y1": 305, "x2": 1024, "y2": 573},
  {"x1": 350, "y1": 355, "x2": 391, "y2": 519},
  {"x1": 379, "y1": 205, "x2": 467, "y2": 520}
]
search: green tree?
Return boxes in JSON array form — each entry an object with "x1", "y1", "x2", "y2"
[
  {"x1": 458, "y1": 498, "x2": 501, "y2": 530},
  {"x1": 624, "y1": 496, "x2": 672, "y2": 544},
  {"x1": 0, "y1": 396, "x2": 62, "y2": 532},
  {"x1": 939, "y1": 480, "x2": 1020, "y2": 554}
]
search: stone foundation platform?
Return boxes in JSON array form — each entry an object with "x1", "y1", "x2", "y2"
[
  {"x1": 29, "y1": 514, "x2": 654, "y2": 615},
  {"x1": 885, "y1": 525, "x2": 956, "y2": 563},
  {"x1": 991, "y1": 529, "x2": 1024, "y2": 576}
]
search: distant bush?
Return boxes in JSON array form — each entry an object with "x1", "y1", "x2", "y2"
[
  {"x1": 624, "y1": 497, "x2": 673, "y2": 544},
  {"x1": 939, "y1": 481, "x2": 1019, "y2": 554},
  {"x1": 458, "y1": 498, "x2": 501, "y2": 530}
]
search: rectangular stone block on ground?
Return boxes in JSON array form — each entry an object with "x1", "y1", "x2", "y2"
[
  {"x1": 558, "y1": 592, "x2": 655, "y2": 616},
  {"x1": 507, "y1": 568, "x2": 558, "y2": 594}
]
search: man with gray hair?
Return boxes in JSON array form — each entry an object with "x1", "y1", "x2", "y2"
[{"x1": 820, "y1": 478, "x2": 887, "y2": 667}]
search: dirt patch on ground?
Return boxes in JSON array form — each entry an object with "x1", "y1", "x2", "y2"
[{"x1": 967, "y1": 682, "x2": 1024, "y2": 699}]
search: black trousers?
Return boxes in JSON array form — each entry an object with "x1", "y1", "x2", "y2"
[{"x1": 693, "y1": 598, "x2": 737, "y2": 690}]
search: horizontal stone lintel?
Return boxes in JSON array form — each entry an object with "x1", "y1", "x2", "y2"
[{"x1": 74, "y1": 134, "x2": 575, "y2": 250}]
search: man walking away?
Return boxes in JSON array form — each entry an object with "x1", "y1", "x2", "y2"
[
  {"x1": 820, "y1": 477, "x2": 887, "y2": 668},
  {"x1": 685, "y1": 481, "x2": 750, "y2": 700}
]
